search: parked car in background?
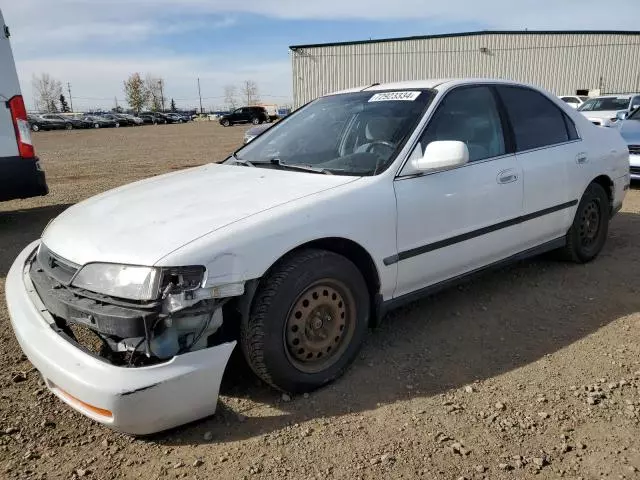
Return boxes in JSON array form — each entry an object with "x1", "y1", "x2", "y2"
[
  {"x1": 560, "y1": 95, "x2": 589, "y2": 109},
  {"x1": 83, "y1": 115, "x2": 119, "y2": 128},
  {"x1": 28, "y1": 114, "x2": 69, "y2": 132},
  {"x1": 0, "y1": 7, "x2": 48, "y2": 201},
  {"x1": 40, "y1": 114, "x2": 74, "y2": 130},
  {"x1": 165, "y1": 113, "x2": 186, "y2": 123},
  {"x1": 578, "y1": 94, "x2": 640, "y2": 127},
  {"x1": 120, "y1": 114, "x2": 144, "y2": 125},
  {"x1": 615, "y1": 107, "x2": 640, "y2": 180},
  {"x1": 139, "y1": 113, "x2": 167, "y2": 125},
  {"x1": 243, "y1": 123, "x2": 271, "y2": 144},
  {"x1": 100, "y1": 114, "x2": 126, "y2": 127},
  {"x1": 219, "y1": 106, "x2": 270, "y2": 126},
  {"x1": 65, "y1": 115, "x2": 98, "y2": 129},
  {"x1": 5, "y1": 79, "x2": 629, "y2": 434}
]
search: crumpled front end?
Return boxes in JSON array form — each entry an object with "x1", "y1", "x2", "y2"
[{"x1": 5, "y1": 241, "x2": 236, "y2": 435}]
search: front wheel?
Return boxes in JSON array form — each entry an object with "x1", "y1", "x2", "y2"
[
  {"x1": 31, "y1": 124, "x2": 40, "y2": 132},
  {"x1": 221, "y1": 119, "x2": 230, "y2": 127},
  {"x1": 251, "y1": 117, "x2": 260, "y2": 125},
  {"x1": 114, "y1": 123, "x2": 120, "y2": 128},
  {"x1": 241, "y1": 249, "x2": 370, "y2": 393},
  {"x1": 559, "y1": 182, "x2": 609, "y2": 263},
  {"x1": 94, "y1": 123, "x2": 100, "y2": 129},
  {"x1": 65, "y1": 123, "x2": 73, "y2": 130}
]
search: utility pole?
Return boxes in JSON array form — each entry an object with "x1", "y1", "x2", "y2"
[
  {"x1": 67, "y1": 82, "x2": 74, "y2": 112},
  {"x1": 114, "y1": 96, "x2": 118, "y2": 111},
  {"x1": 158, "y1": 80, "x2": 165, "y2": 112},
  {"x1": 197, "y1": 77, "x2": 203, "y2": 114}
]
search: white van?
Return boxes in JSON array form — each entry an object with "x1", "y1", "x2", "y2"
[{"x1": 0, "y1": 9, "x2": 48, "y2": 202}]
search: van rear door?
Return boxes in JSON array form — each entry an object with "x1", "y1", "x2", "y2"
[{"x1": 0, "y1": 8, "x2": 48, "y2": 202}]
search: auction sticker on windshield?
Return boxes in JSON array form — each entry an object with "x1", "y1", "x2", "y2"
[{"x1": 369, "y1": 91, "x2": 421, "y2": 102}]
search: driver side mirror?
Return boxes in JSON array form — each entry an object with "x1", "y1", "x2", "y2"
[
  {"x1": 616, "y1": 111, "x2": 628, "y2": 121},
  {"x1": 412, "y1": 140, "x2": 469, "y2": 172}
]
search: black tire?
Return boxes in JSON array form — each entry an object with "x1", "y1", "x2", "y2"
[
  {"x1": 221, "y1": 119, "x2": 231, "y2": 127},
  {"x1": 65, "y1": 123, "x2": 73, "y2": 130},
  {"x1": 251, "y1": 117, "x2": 261, "y2": 125},
  {"x1": 114, "y1": 122, "x2": 120, "y2": 128},
  {"x1": 31, "y1": 124, "x2": 40, "y2": 132},
  {"x1": 94, "y1": 123, "x2": 100, "y2": 129},
  {"x1": 241, "y1": 249, "x2": 370, "y2": 393},
  {"x1": 560, "y1": 182, "x2": 609, "y2": 263}
]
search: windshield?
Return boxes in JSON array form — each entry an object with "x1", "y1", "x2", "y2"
[
  {"x1": 227, "y1": 89, "x2": 434, "y2": 176},
  {"x1": 578, "y1": 97, "x2": 631, "y2": 112},
  {"x1": 628, "y1": 107, "x2": 640, "y2": 120}
]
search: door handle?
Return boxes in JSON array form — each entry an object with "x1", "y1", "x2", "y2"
[
  {"x1": 576, "y1": 153, "x2": 588, "y2": 164},
  {"x1": 497, "y1": 170, "x2": 518, "y2": 184}
]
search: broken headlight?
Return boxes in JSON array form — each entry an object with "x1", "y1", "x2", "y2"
[{"x1": 72, "y1": 264, "x2": 205, "y2": 301}]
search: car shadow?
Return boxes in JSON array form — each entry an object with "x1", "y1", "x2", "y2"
[
  {"x1": 150, "y1": 211, "x2": 640, "y2": 445},
  {"x1": 0, "y1": 204, "x2": 72, "y2": 278}
]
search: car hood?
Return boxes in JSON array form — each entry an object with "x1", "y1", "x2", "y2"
[
  {"x1": 618, "y1": 120, "x2": 640, "y2": 145},
  {"x1": 579, "y1": 110, "x2": 621, "y2": 120},
  {"x1": 42, "y1": 164, "x2": 358, "y2": 267}
]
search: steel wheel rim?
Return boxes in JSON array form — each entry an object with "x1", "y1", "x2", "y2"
[
  {"x1": 579, "y1": 199, "x2": 600, "y2": 247},
  {"x1": 284, "y1": 279, "x2": 356, "y2": 374}
]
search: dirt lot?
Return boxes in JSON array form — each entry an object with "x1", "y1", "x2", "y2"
[{"x1": 1, "y1": 122, "x2": 640, "y2": 480}]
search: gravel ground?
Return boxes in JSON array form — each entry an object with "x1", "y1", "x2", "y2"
[{"x1": 1, "y1": 122, "x2": 640, "y2": 479}]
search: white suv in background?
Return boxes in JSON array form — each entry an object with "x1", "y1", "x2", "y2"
[
  {"x1": 578, "y1": 94, "x2": 640, "y2": 127},
  {"x1": 0, "y1": 9, "x2": 48, "y2": 202},
  {"x1": 560, "y1": 95, "x2": 589, "y2": 109}
]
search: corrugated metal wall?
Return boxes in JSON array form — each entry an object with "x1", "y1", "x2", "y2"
[{"x1": 291, "y1": 32, "x2": 640, "y2": 107}]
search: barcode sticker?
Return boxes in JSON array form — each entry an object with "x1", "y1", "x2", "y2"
[{"x1": 369, "y1": 91, "x2": 421, "y2": 102}]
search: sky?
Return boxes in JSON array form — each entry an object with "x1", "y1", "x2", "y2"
[{"x1": 2, "y1": 0, "x2": 639, "y2": 112}]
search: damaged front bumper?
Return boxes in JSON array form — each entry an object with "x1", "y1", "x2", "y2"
[{"x1": 5, "y1": 241, "x2": 236, "y2": 435}]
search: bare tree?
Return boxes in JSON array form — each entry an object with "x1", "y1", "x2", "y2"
[
  {"x1": 223, "y1": 85, "x2": 238, "y2": 110},
  {"x1": 240, "y1": 80, "x2": 260, "y2": 106},
  {"x1": 144, "y1": 74, "x2": 166, "y2": 112},
  {"x1": 32, "y1": 73, "x2": 63, "y2": 112},
  {"x1": 123, "y1": 73, "x2": 149, "y2": 114}
]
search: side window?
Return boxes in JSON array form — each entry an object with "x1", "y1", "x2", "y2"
[
  {"x1": 631, "y1": 96, "x2": 640, "y2": 111},
  {"x1": 563, "y1": 97, "x2": 578, "y2": 104},
  {"x1": 564, "y1": 114, "x2": 579, "y2": 140},
  {"x1": 498, "y1": 86, "x2": 569, "y2": 151},
  {"x1": 412, "y1": 86, "x2": 506, "y2": 163}
]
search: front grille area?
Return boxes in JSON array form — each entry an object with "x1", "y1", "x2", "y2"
[
  {"x1": 628, "y1": 145, "x2": 640, "y2": 155},
  {"x1": 37, "y1": 243, "x2": 79, "y2": 285}
]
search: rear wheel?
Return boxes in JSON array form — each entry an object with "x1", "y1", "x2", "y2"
[
  {"x1": 94, "y1": 123, "x2": 100, "y2": 129},
  {"x1": 241, "y1": 249, "x2": 370, "y2": 393},
  {"x1": 65, "y1": 123, "x2": 73, "y2": 130},
  {"x1": 221, "y1": 119, "x2": 231, "y2": 127},
  {"x1": 559, "y1": 182, "x2": 609, "y2": 263},
  {"x1": 114, "y1": 122, "x2": 120, "y2": 128},
  {"x1": 251, "y1": 117, "x2": 261, "y2": 125},
  {"x1": 31, "y1": 124, "x2": 40, "y2": 132}
]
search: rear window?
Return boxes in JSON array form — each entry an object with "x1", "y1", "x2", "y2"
[{"x1": 498, "y1": 86, "x2": 570, "y2": 151}]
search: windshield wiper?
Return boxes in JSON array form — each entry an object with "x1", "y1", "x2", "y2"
[
  {"x1": 229, "y1": 152, "x2": 255, "y2": 167},
  {"x1": 255, "y1": 158, "x2": 333, "y2": 175}
]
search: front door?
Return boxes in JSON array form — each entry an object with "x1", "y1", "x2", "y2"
[{"x1": 393, "y1": 85, "x2": 524, "y2": 298}]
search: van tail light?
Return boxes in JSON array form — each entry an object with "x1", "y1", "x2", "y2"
[{"x1": 7, "y1": 95, "x2": 35, "y2": 159}]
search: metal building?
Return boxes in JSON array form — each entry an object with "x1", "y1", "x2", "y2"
[{"x1": 290, "y1": 30, "x2": 640, "y2": 107}]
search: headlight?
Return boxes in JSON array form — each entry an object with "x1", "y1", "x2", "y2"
[{"x1": 72, "y1": 264, "x2": 162, "y2": 300}]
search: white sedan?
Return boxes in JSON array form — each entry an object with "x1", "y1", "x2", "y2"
[{"x1": 6, "y1": 79, "x2": 630, "y2": 434}]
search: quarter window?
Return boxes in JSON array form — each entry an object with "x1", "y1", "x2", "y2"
[
  {"x1": 411, "y1": 86, "x2": 506, "y2": 163},
  {"x1": 498, "y1": 86, "x2": 569, "y2": 151}
]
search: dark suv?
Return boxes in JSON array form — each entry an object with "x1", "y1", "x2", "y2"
[{"x1": 219, "y1": 106, "x2": 269, "y2": 127}]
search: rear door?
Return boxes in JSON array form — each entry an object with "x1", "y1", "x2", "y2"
[
  {"x1": 496, "y1": 85, "x2": 582, "y2": 248},
  {"x1": 0, "y1": 9, "x2": 20, "y2": 158}
]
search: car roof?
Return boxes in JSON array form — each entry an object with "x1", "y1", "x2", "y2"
[{"x1": 325, "y1": 78, "x2": 550, "y2": 97}]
